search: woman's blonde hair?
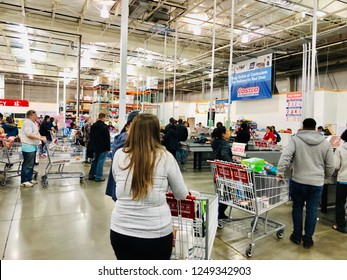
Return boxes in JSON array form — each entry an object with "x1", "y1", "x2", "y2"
[{"x1": 122, "y1": 113, "x2": 164, "y2": 200}]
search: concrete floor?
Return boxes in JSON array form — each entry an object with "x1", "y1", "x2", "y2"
[{"x1": 1, "y1": 156, "x2": 346, "y2": 260}]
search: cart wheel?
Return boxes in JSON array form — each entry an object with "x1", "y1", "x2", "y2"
[
  {"x1": 276, "y1": 230, "x2": 284, "y2": 239},
  {"x1": 0, "y1": 179, "x2": 6, "y2": 186},
  {"x1": 41, "y1": 175, "x2": 47, "y2": 180},
  {"x1": 42, "y1": 180, "x2": 48, "y2": 187},
  {"x1": 245, "y1": 245, "x2": 254, "y2": 258}
]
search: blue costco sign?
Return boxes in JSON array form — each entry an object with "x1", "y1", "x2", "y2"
[{"x1": 230, "y1": 54, "x2": 273, "y2": 101}]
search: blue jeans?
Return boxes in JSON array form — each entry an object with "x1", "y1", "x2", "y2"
[
  {"x1": 290, "y1": 180, "x2": 323, "y2": 241},
  {"x1": 21, "y1": 151, "x2": 37, "y2": 183},
  {"x1": 176, "y1": 147, "x2": 186, "y2": 163},
  {"x1": 88, "y1": 151, "x2": 107, "y2": 180}
]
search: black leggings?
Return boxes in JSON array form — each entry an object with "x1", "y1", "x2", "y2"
[{"x1": 110, "y1": 230, "x2": 173, "y2": 260}]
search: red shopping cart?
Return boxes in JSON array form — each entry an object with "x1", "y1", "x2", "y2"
[
  {"x1": 208, "y1": 159, "x2": 289, "y2": 258},
  {"x1": 166, "y1": 191, "x2": 218, "y2": 259}
]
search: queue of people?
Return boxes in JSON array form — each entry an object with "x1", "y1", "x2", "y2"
[
  {"x1": 161, "y1": 117, "x2": 189, "y2": 164},
  {"x1": 2, "y1": 109, "x2": 347, "y2": 259}
]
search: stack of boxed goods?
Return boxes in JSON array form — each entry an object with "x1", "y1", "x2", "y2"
[{"x1": 97, "y1": 76, "x2": 109, "y2": 85}]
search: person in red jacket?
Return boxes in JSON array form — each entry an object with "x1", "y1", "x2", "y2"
[{"x1": 263, "y1": 126, "x2": 276, "y2": 143}]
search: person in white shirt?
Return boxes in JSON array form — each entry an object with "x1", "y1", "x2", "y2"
[
  {"x1": 20, "y1": 110, "x2": 46, "y2": 187},
  {"x1": 110, "y1": 113, "x2": 189, "y2": 260}
]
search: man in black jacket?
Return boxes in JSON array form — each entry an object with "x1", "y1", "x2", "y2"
[
  {"x1": 176, "y1": 119, "x2": 188, "y2": 164},
  {"x1": 163, "y1": 117, "x2": 179, "y2": 157},
  {"x1": 88, "y1": 113, "x2": 110, "y2": 182}
]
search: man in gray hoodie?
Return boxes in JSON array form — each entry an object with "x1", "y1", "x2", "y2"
[{"x1": 277, "y1": 118, "x2": 334, "y2": 249}]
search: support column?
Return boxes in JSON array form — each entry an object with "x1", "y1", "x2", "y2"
[
  {"x1": 227, "y1": 0, "x2": 235, "y2": 129},
  {"x1": 21, "y1": 80, "x2": 24, "y2": 100},
  {"x1": 307, "y1": 0, "x2": 318, "y2": 118},
  {"x1": 76, "y1": 36, "x2": 81, "y2": 122},
  {"x1": 0, "y1": 73, "x2": 4, "y2": 98},
  {"x1": 56, "y1": 79, "x2": 60, "y2": 115},
  {"x1": 208, "y1": 0, "x2": 217, "y2": 129},
  {"x1": 119, "y1": 0, "x2": 129, "y2": 131}
]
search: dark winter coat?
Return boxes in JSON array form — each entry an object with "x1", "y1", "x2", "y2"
[
  {"x1": 235, "y1": 129, "x2": 250, "y2": 150},
  {"x1": 89, "y1": 120, "x2": 110, "y2": 153},
  {"x1": 2, "y1": 122, "x2": 19, "y2": 137},
  {"x1": 39, "y1": 120, "x2": 52, "y2": 141},
  {"x1": 163, "y1": 124, "x2": 180, "y2": 152},
  {"x1": 211, "y1": 137, "x2": 232, "y2": 162},
  {"x1": 176, "y1": 124, "x2": 188, "y2": 141}
]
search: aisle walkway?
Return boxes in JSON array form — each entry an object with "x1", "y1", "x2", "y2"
[{"x1": 0, "y1": 158, "x2": 346, "y2": 260}]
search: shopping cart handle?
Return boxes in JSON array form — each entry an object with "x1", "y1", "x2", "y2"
[
  {"x1": 166, "y1": 192, "x2": 196, "y2": 200},
  {"x1": 185, "y1": 194, "x2": 196, "y2": 200}
]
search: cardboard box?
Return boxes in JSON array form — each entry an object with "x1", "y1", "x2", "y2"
[
  {"x1": 98, "y1": 76, "x2": 109, "y2": 85},
  {"x1": 83, "y1": 103, "x2": 90, "y2": 110}
]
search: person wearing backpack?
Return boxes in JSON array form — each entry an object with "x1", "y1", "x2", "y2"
[
  {"x1": 105, "y1": 110, "x2": 140, "y2": 201},
  {"x1": 272, "y1": 125, "x2": 281, "y2": 144}
]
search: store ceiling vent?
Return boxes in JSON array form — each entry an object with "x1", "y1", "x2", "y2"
[
  {"x1": 147, "y1": 7, "x2": 170, "y2": 24},
  {"x1": 129, "y1": 0, "x2": 149, "y2": 19}
]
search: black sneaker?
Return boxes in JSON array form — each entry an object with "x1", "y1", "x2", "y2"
[
  {"x1": 303, "y1": 239, "x2": 314, "y2": 249},
  {"x1": 95, "y1": 178, "x2": 105, "y2": 182},
  {"x1": 218, "y1": 214, "x2": 230, "y2": 220},
  {"x1": 290, "y1": 233, "x2": 301, "y2": 245}
]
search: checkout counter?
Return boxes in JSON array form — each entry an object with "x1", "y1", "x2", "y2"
[
  {"x1": 181, "y1": 139, "x2": 283, "y2": 170},
  {"x1": 183, "y1": 133, "x2": 341, "y2": 213}
]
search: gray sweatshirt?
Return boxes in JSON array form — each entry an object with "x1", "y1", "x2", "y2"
[
  {"x1": 111, "y1": 149, "x2": 189, "y2": 238},
  {"x1": 20, "y1": 119, "x2": 40, "y2": 146},
  {"x1": 277, "y1": 130, "x2": 334, "y2": 186},
  {"x1": 334, "y1": 142, "x2": 347, "y2": 183}
]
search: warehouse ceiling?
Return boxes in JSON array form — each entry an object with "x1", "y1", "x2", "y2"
[{"x1": 0, "y1": 0, "x2": 347, "y2": 93}]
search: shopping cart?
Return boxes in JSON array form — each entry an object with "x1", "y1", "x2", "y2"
[
  {"x1": 166, "y1": 191, "x2": 218, "y2": 260},
  {"x1": 41, "y1": 140, "x2": 85, "y2": 187},
  {"x1": 0, "y1": 139, "x2": 23, "y2": 186},
  {"x1": 208, "y1": 160, "x2": 289, "y2": 258}
]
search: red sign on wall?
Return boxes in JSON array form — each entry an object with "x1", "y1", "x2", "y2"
[{"x1": 0, "y1": 99, "x2": 29, "y2": 107}]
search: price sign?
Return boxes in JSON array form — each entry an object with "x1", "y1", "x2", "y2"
[{"x1": 231, "y1": 142, "x2": 247, "y2": 157}]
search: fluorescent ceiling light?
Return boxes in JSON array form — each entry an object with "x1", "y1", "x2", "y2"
[
  {"x1": 100, "y1": 4, "x2": 109, "y2": 18},
  {"x1": 241, "y1": 34, "x2": 250, "y2": 43},
  {"x1": 316, "y1": 10, "x2": 326, "y2": 18},
  {"x1": 192, "y1": 25, "x2": 201, "y2": 35}
]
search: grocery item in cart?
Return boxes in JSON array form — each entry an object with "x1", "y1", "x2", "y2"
[{"x1": 241, "y1": 157, "x2": 265, "y2": 172}]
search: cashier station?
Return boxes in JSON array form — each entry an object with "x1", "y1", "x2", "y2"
[
  {"x1": 181, "y1": 138, "x2": 283, "y2": 170},
  {"x1": 181, "y1": 137, "x2": 338, "y2": 213}
]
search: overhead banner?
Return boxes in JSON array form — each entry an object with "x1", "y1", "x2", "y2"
[
  {"x1": 231, "y1": 54, "x2": 272, "y2": 101},
  {"x1": 0, "y1": 99, "x2": 29, "y2": 107}
]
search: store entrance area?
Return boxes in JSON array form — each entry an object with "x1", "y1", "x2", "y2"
[{"x1": 0, "y1": 158, "x2": 345, "y2": 260}]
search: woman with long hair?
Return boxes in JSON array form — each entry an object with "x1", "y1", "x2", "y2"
[{"x1": 110, "y1": 113, "x2": 189, "y2": 260}]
